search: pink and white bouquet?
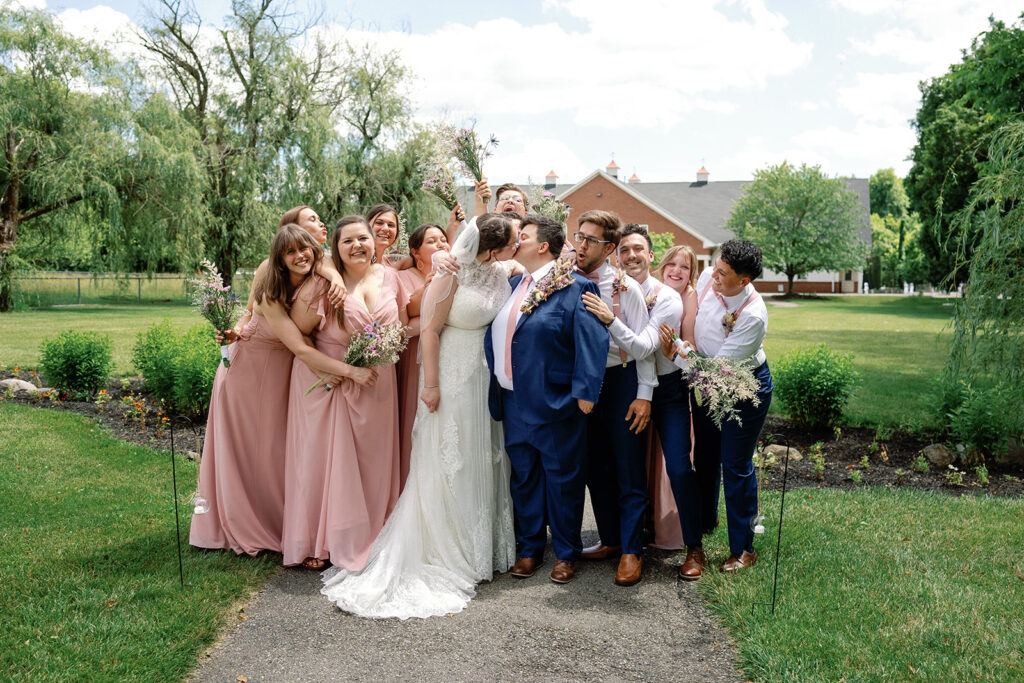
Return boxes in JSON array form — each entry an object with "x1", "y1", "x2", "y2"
[
  {"x1": 188, "y1": 259, "x2": 243, "y2": 367},
  {"x1": 453, "y1": 127, "x2": 498, "y2": 182},
  {"x1": 673, "y1": 337, "x2": 760, "y2": 428},
  {"x1": 530, "y1": 190, "x2": 571, "y2": 225},
  {"x1": 306, "y1": 321, "x2": 408, "y2": 395},
  {"x1": 422, "y1": 166, "x2": 459, "y2": 211}
]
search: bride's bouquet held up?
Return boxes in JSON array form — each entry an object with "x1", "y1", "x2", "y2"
[
  {"x1": 306, "y1": 321, "x2": 408, "y2": 395},
  {"x1": 673, "y1": 335, "x2": 760, "y2": 428},
  {"x1": 453, "y1": 126, "x2": 498, "y2": 182},
  {"x1": 188, "y1": 259, "x2": 243, "y2": 367},
  {"x1": 422, "y1": 165, "x2": 459, "y2": 211}
]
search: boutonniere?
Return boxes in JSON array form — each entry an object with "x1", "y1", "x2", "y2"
[
  {"x1": 612, "y1": 268, "x2": 628, "y2": 297},
  {"x1": 722, "y1": 311, "x2": 739, "y2": 334},
  {"x1": 521, "y1": 256, "x2": 576, "y2": 315},
  {"x1": 644, "y1": 292, "x2": 658, "y2": 313}
]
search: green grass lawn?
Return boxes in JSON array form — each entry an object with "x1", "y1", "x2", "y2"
[
  {"x1": 0, "y1": 304, "x2": 198, "y2": 375},
  {"x1": 0, "y1": 294, "x2": 953, "y2": 426},
  {"x1": 0, "y1": 403, "x2": 278, "y2": 681},
  {"x1": 762, "y1": 295, "x2": 953, "y2": 427},
  {"x1": 697, "y1": 486, "x2": 1024, "y2": 681}
]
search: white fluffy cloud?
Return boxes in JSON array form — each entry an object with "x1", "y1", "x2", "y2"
[{"x1": 314, "y1": 0, "x2": 812, "y2": 130}]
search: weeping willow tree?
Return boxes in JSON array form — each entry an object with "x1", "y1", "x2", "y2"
[
  {"x1": 941, "y1": 121, "x2": 1024, "y2": 456},
  {"x1": 0, "y1": 7, "x2": 205, "y2": 311}
]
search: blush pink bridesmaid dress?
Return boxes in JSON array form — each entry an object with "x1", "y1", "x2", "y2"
[
  {"x1": 283, "y1": 267, "x2": 404, "y2": 571},
  {"x1": 189, "y1": 279, "x2": 321, "y2": 555},
  {"x1": 393, "y1": 267, "x2": 424, "y2": 491}
]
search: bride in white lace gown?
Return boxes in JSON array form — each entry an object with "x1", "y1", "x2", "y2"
[{"x1": 321, "y1": 214, "x2": 520, "y2": 619}]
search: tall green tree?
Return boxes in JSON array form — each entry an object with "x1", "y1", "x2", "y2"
[
  {"x1": 905, "y1": 14, "x2": 1024, "y2": 286},
  {"x1": 726, "y1": 162, "x2": 868, "y2": 295},
  {"x1": 0, "y1": 7, "x2": 202, "y2": 311},
  {"x1": 140, "y1": 0, "x2": 421, "y2": 281},
  {"x1": 867, "y1": 168, "x2": 923, "y2": 288}
]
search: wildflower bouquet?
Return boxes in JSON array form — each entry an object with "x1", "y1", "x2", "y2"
[
  {"x1": 530, "y1": 190, "x2": 571, "y2": 225},
  {"x1": 673, "y1": 336, "x2": 760, "y2": 428},
  {"x1": 453, "y1": 127, "x2": 498, "y2": 182},
  {"x1": 422, "y1": 165, "x2": 459, "y2": 211},
  {"x1": 188, "y1": 259, "x2": 243, "y2": 367},
  {"x1": 306, "y1": 321, "x2": 408, "y2": 395}
]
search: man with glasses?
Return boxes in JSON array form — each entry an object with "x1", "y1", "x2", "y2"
[
  {"x1": 473, "y1": 177, "x2": 530, "y2": 217},
  {"x1": 572, "y1": 210, "x2": 657, "y2": 586}
]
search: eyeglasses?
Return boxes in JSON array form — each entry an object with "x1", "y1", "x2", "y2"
[
  {"x1": 573, "y1": 232, "x2": 611, "y2": 247},
  {"x1": 497, "y1": 195, "x2": 524, "y2": 205}
]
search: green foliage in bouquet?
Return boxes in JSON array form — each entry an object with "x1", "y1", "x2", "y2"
[
  {"x1": 39, "y1": 330, "x2": 113, "y2": 399},
  {"x1": 773, "y1": 343, "x2": 859, "y2": 427}
]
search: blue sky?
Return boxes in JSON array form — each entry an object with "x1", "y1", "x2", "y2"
[{"x1": 27, "y1": 0, "x2": 1024, "y2": 184}]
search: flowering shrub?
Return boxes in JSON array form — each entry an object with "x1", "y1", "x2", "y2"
[
  {"x1": 773, "y1": 343, "x2": 858, "y2": 427},
  {"x1": 39, "y1": 330, "x2": 113, "y2": 399}
]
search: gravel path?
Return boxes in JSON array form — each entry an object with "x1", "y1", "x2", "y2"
[{"x1": 190, "y1": 509, "x2": 742, "y2": 682}]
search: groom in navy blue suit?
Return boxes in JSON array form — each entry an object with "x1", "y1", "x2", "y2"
[{"x1": 485, "y1": 215, "x2": 609, "y2": 584}]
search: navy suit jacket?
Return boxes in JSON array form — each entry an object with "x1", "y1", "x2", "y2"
[{"x1": 485, "y1": 271, "x2": 609, "y2": 425}]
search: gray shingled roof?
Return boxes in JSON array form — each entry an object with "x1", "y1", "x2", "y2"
[{"x1": 456, "y1": 174, "x2": 872, "y2": 246}]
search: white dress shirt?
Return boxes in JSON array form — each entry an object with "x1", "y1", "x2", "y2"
[
  {"x1": 587, "y1": 262, "x2": 657, "y2": 400},
  {"x1": 608, "y1": 275, "x2": 684, "y2": 378},
  {"x1": 690, "y1": 267, "x2": 767, "y2": 367},
  {"x1": 490, "y1": 259, "x2": 556, "y2": 392}
]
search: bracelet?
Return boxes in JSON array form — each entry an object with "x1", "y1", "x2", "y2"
[{"x1": 424, "y1": 384, "x2": 439, "y2": 388}]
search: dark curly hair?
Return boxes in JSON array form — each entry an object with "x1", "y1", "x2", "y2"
[{"x1": 719, "y1": 239, "x2": 763, "y2": 280}]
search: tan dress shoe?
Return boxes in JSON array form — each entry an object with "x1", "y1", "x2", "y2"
[
  {"x1": 678, "y1": 547, "x2": 705, "y2": 581},
  {"x1": 614, "y1": 553, "x2": 643, "y2": 586},
  {"x1": 510, "y1": 556, "x2": 542, "y2": 578},
  {"x1": 550, "y1": 559, "x2": 575, "y2": 584},
  {"x1": 719, "y1": 550, "x2": 758, "y2": 573},
  {"x1": 580, "y1": 543, "x2": 622, "y2": 560}
]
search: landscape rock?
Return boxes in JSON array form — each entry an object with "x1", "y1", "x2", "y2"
[
  {"x1": 994, "y1": 439, "x2": 1024, "y2": 467},
  {"x1": 0, "y1": 379, "x2": 41, "y2": 395},
  {"x1": 764, "y1": 443, "x2": 802, "y2": 461},
  {"x1": 923, "y1": 443, "x2": 955, "y2": 469}
]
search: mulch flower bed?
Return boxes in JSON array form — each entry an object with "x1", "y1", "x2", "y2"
[{"x1": 3, "y1": 368, "x2": 1023, "y2": 497}]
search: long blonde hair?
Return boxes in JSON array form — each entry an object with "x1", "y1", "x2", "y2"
[{"x1": 655, "y1": 245, "x2": 699, "y2": 289}]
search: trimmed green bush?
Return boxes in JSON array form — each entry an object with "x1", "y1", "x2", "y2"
[
  {"x1": 39, "y1": 330, "x2": 113, "y2": 399},
  {"x1": 947, "y1": 382, "x2": 1016, "y2": 461},
  {"x1": 171, "y1": 325, "x2": 219, "y2": 415},
  {"x1": 132, "y1": 321, "x2": 219, "y2": 415},
  {"x1": 773, "y1": 343, "x2": 859, "y2": 427},
  {"x1": 132, "y1": 320, "x2": 179, "y2": 400}
]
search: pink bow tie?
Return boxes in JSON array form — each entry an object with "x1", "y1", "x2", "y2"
[{"x1": 575, "y1": 267, "x2": 600, "y2": 284}]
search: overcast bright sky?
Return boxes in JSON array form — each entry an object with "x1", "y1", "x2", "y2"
[{"x1": 18, "y1": 0, "x2": 1024, "y2": 184}]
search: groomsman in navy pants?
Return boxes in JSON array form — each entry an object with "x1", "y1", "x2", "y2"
[
  {"x1": 485, "y1": 215, "x2": 608, "y2": 584},
  {"x1": 572, "y1": 210, "x2": 657, "y2": 586},
  {"x1": 671, "y1": 239, "x2": 773, "y2": 572}
]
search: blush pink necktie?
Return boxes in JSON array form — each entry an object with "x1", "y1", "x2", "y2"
[{"x1": 504, "y1": 274, "x2": 532, "y2": 381}]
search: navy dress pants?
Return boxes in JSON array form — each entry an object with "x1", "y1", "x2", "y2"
[
  {"x1": 690, "y1": 361, "x2": 773, "y2": 556},
  {"x1": 502, "y1": 388, "x2": 588, "y2": 561},
  {"x1": 650, "y1": 370, "x2": 700, "y2": 547},
  {"x1": 587, "y1": 362, "x2": 648, "y2": 555}
]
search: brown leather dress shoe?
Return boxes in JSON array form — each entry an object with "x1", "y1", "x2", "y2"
[
  {"x1": 719, "y1": 550, "x2": 758, "y2": 573},
  {"x1": 510, "y1": 556, "x2": 542, "y2": 578},
  {"x1": 678, "y1": 547, "x2": 705, "y2": 581},
  {"x1": 550, "y1": 559, "x2": 575, "y2": 584},
  {"x1": 614, "y1": 553, "x2": 643, "y2": 586},
  {"x1": 580, "y1": 543, "x2": 622, "y2": 560}
]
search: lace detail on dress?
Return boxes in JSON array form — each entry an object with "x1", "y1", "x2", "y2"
[{"x1": 320, "y1": 257, "x2": 515, "y2": 619}]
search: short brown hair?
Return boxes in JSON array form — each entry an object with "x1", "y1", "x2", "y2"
[
  {"x1": 494, "y1": 183, "x2": 528, "y2": 207},
  {"x1": 577, "y1": 209, "x2": 623, "y2": 245}
]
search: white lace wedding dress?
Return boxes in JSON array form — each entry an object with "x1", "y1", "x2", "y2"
[{"x1": 321, "y1": 246, "x2": 516, "y2": 619}]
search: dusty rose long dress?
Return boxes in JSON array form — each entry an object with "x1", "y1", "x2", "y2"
[
  {"x1": 284, "y1": 267, "x2": 405, "y2": 571},
  {"x1": 189, "y1": 290, "x2": 310, "y2": 555},
  {"x1": 277, "y1": 276, "x2": 331, "y2": 566},
  {"x1": 646, "y1": 432, "x2": 684, "y2": 550},
  {"x1": 393, "y1": 267, "x2": 425, "y2": 491}
]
